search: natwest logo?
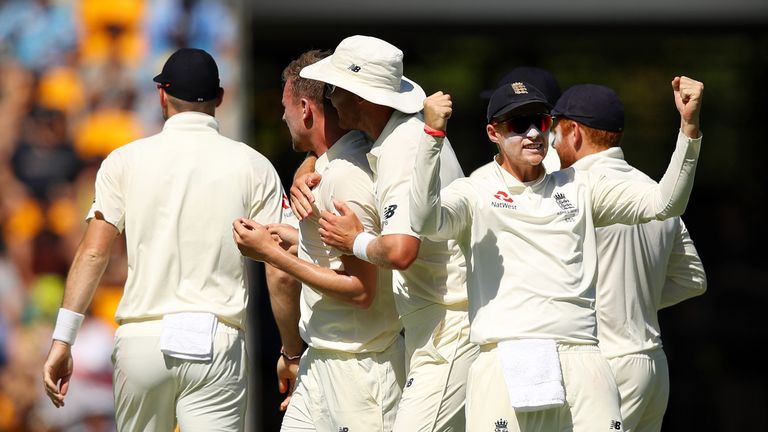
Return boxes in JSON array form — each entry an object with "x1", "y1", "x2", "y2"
[
  {"x1": 491, "y1": 191, "x2": 515, "y2": 209},
  {"x1": 494, "y1": 191, "x2": 513, "y2": 203}
]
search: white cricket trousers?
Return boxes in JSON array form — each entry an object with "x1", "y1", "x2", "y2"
[
  {"x1": 111, "y1": 319, "x2": 246, "y2": 432},
  {"x1": 466, "y1": 343, "x2": 624, "y2": 432},
  {"x1": 281, "y1": 335, "x2": 405, "y2": 432},
  {"x1": 393, "y1": 302, "x2": 479, "y2": 432},
  {"x1": 607, "y1": 348, "x2": 669, "y2": 432}
]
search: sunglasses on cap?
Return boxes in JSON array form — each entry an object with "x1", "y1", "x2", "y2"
[
  {"x1": 324, "y1": 83, "x2": 337, "y2": 99},
  {"x1": 493, "y1": 113, "x2": 553, "y2": 134}
]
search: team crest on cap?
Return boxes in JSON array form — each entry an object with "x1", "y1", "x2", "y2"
[{"x1": 510, "y1": 82, "x2": 528, "y2": 94}]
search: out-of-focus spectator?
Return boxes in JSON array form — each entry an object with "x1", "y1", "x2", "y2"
[
  {"x1": 78, "y1": 0, "x2": 145, "y2": 66},
  {"x1": 73, "y1": 93, "x2": 143, "y2": 161},
  {"x1": 0, "y1": 0, "x2": 78, "y2": 73},
  {"x1": 0, "y1": 238, "x2": 24, "y2": 367},
  {"x1": 11, "y1": 107, "x2": 82, "y2": 201},
  {"x1": 37, "y1": 63, "x2": 87, "y2": 117},
  {"x1": 145, "y1": 0, "x2": 236, "y2": 60},
  {"x1": 0, "y1": 62, "x2": 34, "y2": 160}
]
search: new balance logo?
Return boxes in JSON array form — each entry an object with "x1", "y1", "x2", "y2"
[
  {"x1": 405, "y1": 377, "x2": 414, "y2": 388},
  {"x1": 347, "y1": 64, "x2": 361, "y2": 73},
  {"x1": 494, "y1": 418, "x2": 509, "y2": 432},
  {"x1": 609, "y1": 420, "x2": 622, "y2": 430},
  {"x1": 383, "y1": 204, "x2": 397, "y2": 219},
  {"x1": 338, "y1": 427, "x2": 349, "y2": 432}
]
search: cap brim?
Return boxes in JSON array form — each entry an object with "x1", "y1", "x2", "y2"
[
  {"x1": 489, "y1": 101, "x2": 552, "y2": 122},
  {"x1": 300, "y1": 56, "x2": 426, "y2": 114}
]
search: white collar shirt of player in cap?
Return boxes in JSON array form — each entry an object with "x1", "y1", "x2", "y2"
[
  {"x1": 410, "y1": 131, "x2": 701, "y2": 346},
  {"x1": 366, "y1": 110, "x2": 468, "y2": 316},
  {"x1": 297, "y1": 130, "x2": 401, "y2": 353},
  {"x1": 571, "y1": 147, "x2": 706, "y2": 357},
  {"x1": 88, "y1": 111, "x2": 292, "y2": 329}
]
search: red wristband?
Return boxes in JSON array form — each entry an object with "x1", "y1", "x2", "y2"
[{"x1": 424, "y1": 125, "x2": 446, "y2": 138}]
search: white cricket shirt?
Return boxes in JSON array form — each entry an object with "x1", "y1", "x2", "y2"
[
  {"x1": 88, "y1": 112, "x2": 291, "y2": 329},
  {"x1": 572, "y1": 148, "x2": 706, "y2": 358},
  {"x1": 368, "y1": 111, "x2": 468, "y2": 316},
  {"x1": 298, "y1": 131, "x2": 401, "y2": 353},
  {"x1": 410, "y1": 131, "x2": 701, "y2": 345}
]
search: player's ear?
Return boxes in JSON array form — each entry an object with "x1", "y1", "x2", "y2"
[
  {"x1": 215, "y1": 87, "x2": 224, "y2": 107},
  {"x1": 486, "y1": 123, "x2": 500, "y2": 143}
]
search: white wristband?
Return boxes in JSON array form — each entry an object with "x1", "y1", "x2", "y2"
[
  {"x1": 52, "y1": 308, "x2": 85, "y2": 345},
  {"x1": 352, "y1": 232, "x2": 376, "y2": 263}
]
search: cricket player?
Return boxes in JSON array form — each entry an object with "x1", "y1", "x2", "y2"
[
  {"x1": 42, "y1": 48, "x2": 295, "y2": 432},
  {"x1": 294, "y1": 35, "x2": 479, "y2": 431},
  {"x1": 233, "y1": 49, "x2": 404, "y2": 431},
  {"x1": 409, "y1": 76, "x2": 704, "y2": 432},
  {"x1": 552, "y1": 83, "x2": 707, "y2": 432}
]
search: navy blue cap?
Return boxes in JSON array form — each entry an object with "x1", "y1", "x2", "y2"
[
  {"x1": 486, "y1": 82, "x2": 552, "y2": 123},
  {"x1": 480, "y1": 66, "x2": 561, "y2": 105},
  {"x1": 551, "y1": 84, "x2": 624, "y2": 132},
  {"x1": 153, "y1": 48, "x2": 222, "y2": 102}
]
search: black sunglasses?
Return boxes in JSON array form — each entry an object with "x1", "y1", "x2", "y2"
[{"x1": 494, "y1": 113, "x2": 553, "y2": 134}]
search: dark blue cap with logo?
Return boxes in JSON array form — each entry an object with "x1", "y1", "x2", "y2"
[
  {"x1": 551, "y1": 84, "x2": 624, "y2": 132},
  {"x1": 153, "y1": 48, "x2": 222, "y2": 102},
  {"x1": 480, "y1": 66, "x2": 562, "y2": 106},
  {"x1": 486, "y1": 81, "x2": 552, "y2": 123}
]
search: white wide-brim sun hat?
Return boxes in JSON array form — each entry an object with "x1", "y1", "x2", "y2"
[{"x1": 300, "y1": 35, "x2": 426, "y2": 114}]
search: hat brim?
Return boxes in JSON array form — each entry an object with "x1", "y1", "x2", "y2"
[{"x1": 300, "y1": 56, "x2": 426, "y2": 114}]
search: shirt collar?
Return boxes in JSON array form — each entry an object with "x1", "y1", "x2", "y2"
[
  {"x1": 494, "y1": 162, "x2": 547, "y2": 192},
  {"x1": 163, "y1": 111, "x2": 220, "y2": 133}
]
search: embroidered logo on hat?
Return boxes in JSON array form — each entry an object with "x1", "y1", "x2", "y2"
[
  {"x1": 347, "y1": 64, "x2": 361, "y2": 73},
  {"x1": 511, "y1": 82, "x2": 529, "y2": 95}
]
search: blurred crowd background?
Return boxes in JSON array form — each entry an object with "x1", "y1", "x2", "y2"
[
  {"x1": 0, "y1": 1, "x2": 240, "y2": 430},
  {"x1": 2, "y1": 1, "x2": 767, "y2": 431}
]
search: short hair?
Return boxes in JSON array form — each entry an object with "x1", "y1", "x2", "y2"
[
  {"x1": 281, "y1": 50, "x2": 331, "y2": 105},
  {"x1": 558, "y1": 118, "x2": 622, "y2": 149}
]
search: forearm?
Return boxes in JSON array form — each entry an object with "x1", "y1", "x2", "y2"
[
  {"x1": 363, "y1": 234, "x2": 419, "y2": 270},
  {"x1": 294, "y1": 152, "x2": 318, "y2": 180},
  {"x1": 655, "y1": 131, "x2": 702, "y2": 219},
  {"x1": 410, "y1": 133, "x2": 443, "y2": 236},
  {"x1": 264, "y1": 264, "x2": 303, "y2": 355},
  {"x1": 62, "y1": 247, "x2": 111, "y2": 313},
  {"x1": 265, "y1": 246, "x2": 370, "y2": 307}
]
